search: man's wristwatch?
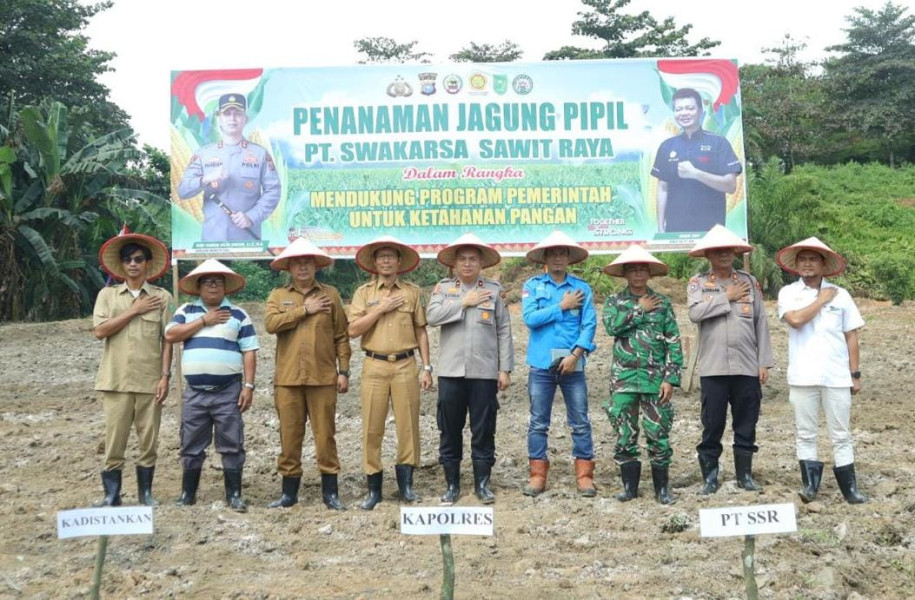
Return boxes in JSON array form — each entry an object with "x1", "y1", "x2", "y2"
[
  {"x1": 338, "y1": 370, "x2": 350, "y2": 377},
  {"x1": 423, "y1": 365, "x2": 434, "y2": 373},
  {"x1": 243, "y1": 382, "x2": 256, "y2": 390},
  {"x1": 850, "y1": 371, "x2": 861, "y2": 380}
]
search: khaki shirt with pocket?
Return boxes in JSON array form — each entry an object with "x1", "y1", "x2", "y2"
[
  {"x1": 93, "y1": 282, "x2": 172, "y2": 393},
  {"x1": 349, "y1": 278, "x2": 427, "y2": 354},
  {"x1": 265, "y1": 282, "x2": 351, "y2": 386}
]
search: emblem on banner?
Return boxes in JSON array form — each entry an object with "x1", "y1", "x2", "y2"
[
  {"x1": 512, "y1": 74, "x2": 533, "y2": 95},
  {"x1": 418, "y1": 72, "x2": 438, "y2": 96},
  {"x1": 469, "y1": 73, "x2": 487, "y2": 93},
  {"x1": 386, "y1": 76, "x2": 413, "y2": 98},
  {"x1": 443, "y1": 74, "x2": 463, "y2": 94},
  {"x1": 493, "y1": 74, "x2": 508, "y2": 95}
]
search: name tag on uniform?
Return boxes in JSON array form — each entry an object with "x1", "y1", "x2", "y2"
[
  {"x1": 367, "y1": 300, "x2": 380, "y2": 306},
  {"x1": 479, "y1": 300, "x2": 494, "y2": 310},
  {"x1": 281, "y1": 301, "x2": 295, "y2": 306}
]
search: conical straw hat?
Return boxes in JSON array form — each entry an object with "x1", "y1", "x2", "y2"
[
  {"x1": 603, "y1": 245, "x2": 669, "y2": 277},
  {"x1": 98, "y1": 232, "x2": 169, "y2": 281},
  {"x1": 688, "y1": 224, "x2": 753, "y2": 257},
  {"x1": 525, "y1": 230, "x2": 589, "y2": 265},
  {"x1": 270, "y1": 237, "x2": 334, "y2": 271},
  {"x1": 437, "y1": 233, "x2": 500, "y2": 268},
  {"x1": 179, "y1": 259, "x2": 246, "y2": 295},
  {"x1": 355, "y1": 235, "x2": 421, "y2": 274},
  {"x1": 776, "y1": 236, "x2": 846, "y2": 277}
]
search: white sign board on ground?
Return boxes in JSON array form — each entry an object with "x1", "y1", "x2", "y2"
[
  {"x1": 57, "y1": 507, "x2": 154, "y2": 539},
  {"x1": 400, "y1": 507, "x2": 493, "y2": 536},
  {"x1": 699, "y1": 503, "x2": 797, "y2": 538}
]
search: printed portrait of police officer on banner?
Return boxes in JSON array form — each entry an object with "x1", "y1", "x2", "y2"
[{"x1": 178, "y1": 93, "x2": 281, "y2": 242}]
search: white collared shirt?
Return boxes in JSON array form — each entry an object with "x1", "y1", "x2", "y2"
[{"x1": 777, "y1": 279, "x2": 864, "y2": 387}]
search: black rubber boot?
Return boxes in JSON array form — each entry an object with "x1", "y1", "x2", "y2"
[
  {"x1": 697, "y1": 455, "x2": 719, "y2": 495},
  {"x1": 614, "y1": 460, "x2": 641, "y2": 502},
  {"x1": 267, "y1": 476, "x2": 301, "y2": 508},
  {"x1": 798, "y1": 460, "x2": 824, "y2": 504},
  {"x1": 136, "y1": 465, "x2": 158, "y2": 506},
  {"x1": 734, "y1": 450, "x2": 763, "y2": 491},
  {"x1": 94, "y1": 469, "x2": 122, "y2": 507},
  {"x1": 651, "y1": 464, "x2": 676, "y2": 505},
  {"x1": 223, "y1": 468, "x2": 247, "y2": 513},
  {"x1": 472, "y1": 460, "x2": 495, "y2": 504},
  {"x1": 440, "y1": 462, "x2": 461, "y2": 505},
  {"x1": 395, "y1": 464, "x2": 420, "y2": 502},
  {"x1": 834, "y1": 463, "x2": 869, "y2": 504},
  {"x1": 322, "y1": 473, "x2": 346, "y2": 511},
  {"x1": 359, "y1": 472, "x2": 382, "y2": 510},
  {"x1": 175, "y1": 468, "x2": 201, "y2": 506}
]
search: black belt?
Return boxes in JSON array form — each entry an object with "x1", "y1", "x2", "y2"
[
  {"x1": 189, "y1": 376, "x2": 241, "y2": 393},
  {"x1": 365, "y1": 349, "x2": 415, "y2": 362}
]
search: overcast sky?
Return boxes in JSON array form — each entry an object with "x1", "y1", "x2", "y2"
[{"x1": 84, "y1": 0, "x2": 887, "y2": 150}]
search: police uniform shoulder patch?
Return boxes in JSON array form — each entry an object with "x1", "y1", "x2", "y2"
[
  {"x1": 266, "y1": 155, "x2": 276, "y2": 172},
  {"x1": 687, "y1": 277, "x2": 700, "y2": 293}
]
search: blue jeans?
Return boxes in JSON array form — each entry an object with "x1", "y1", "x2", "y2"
[{"x1": 527, "y1": 368, "x2": 593, "y2": 460}]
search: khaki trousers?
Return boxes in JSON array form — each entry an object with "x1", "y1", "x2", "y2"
[
  {"x1": 102, "y1": 391, "x2": 161, "y2": 470},
  {"x1": 274, "y1": 385, "x2": 340, "y2": 476},
  {"x1": 361, "y1": 356, "x2": 421, "y2": 474}
]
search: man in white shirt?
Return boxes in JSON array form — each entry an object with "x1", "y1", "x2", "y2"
[{"x1": 776, "y1": 237, "x2": 868, "y2": 504}]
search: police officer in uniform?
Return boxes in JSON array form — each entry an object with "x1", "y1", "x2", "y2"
[
  {"x1": 177, "y1": 93, "x2": 281, "y2": 242},
  {"x1": 652, "y1": 87, "x2": 742, "y2": 233},
  {"x1": 349, "y1": 236, "x2": 433, "y2": 510},
  {"x1": 427, "y1": 233, "x2": 514, "y2": 504},
  {"x1": 687, "y1": 225, "x2": 773, "y2": 494}
]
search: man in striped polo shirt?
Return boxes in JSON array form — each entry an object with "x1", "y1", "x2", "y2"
[{"x1": 166, "y1": 260, "x2": 259, "y2": 512}]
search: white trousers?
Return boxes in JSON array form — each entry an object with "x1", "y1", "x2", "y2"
[{"x1": 789, "y1": 385, "x2": 855, "y2": 467}]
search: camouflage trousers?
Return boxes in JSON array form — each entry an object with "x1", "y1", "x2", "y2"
[{"x1": 604, "y1": 392, "x2": 674, "y2": 467}]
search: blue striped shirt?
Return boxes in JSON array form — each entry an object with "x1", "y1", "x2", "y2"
[{"x1": 166, "y1": 298, "x2": 259, "y2": 390}]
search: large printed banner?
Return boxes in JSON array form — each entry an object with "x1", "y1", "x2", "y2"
[{"x1": 170, "y1": 59, "x2": 747, "y2": 259}]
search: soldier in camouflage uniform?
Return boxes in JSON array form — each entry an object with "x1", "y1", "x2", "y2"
[{"x1": 602, "y1": 245, "x2": 683, "y2": 504}]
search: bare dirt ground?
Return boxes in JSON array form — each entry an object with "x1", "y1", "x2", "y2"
[{"x1": 1, "y1": 290, "x2": 914, "y2": 599}]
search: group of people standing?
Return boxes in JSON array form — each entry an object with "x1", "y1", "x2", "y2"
[{"x1": 90, "y1": 224, "x2": 869, "y2": 513}]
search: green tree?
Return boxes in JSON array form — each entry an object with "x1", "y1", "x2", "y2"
[
  {"x1": 740, "y1": 36, "x2": 827, "y2": 171},
  {"x1": 354, "y1": 37, "x2": 432, "y2": 64},
  {"x1": 0, "y1": 0, "x2": 129, "y2": 131},
  {"x1": 0, "y1": 100, "x2": 162, "y2": 322},
  {"x1": 450, "y1": 41, "x2": 523, "y2": 63},
  {"x1": 543, "y1": 0, "x2": 719, "y2": 60},
  {"x1": 822, "y1": 2, "x2": 915, "y2": 166}
]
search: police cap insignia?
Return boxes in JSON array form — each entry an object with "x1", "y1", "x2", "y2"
[{"x1": 218, "y1": 93, "x2": 247, "y2": 113}]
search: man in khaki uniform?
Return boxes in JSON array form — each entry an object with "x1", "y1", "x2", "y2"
[
  {"x1": 427, "y1": 233, "x2": 514, "y2": 504},
  {"x1": 265, "y1": 238, "x2": 351, "y2": 510},
  {"x1": 687, "y1": 225, "x2": 773, "y2": 494},
  {"x1": 92, "y1": 232, "x2": 173, "y2": 506},
  {"x1": 348, "y1": 236, "x2": 433, "y2": 509}
]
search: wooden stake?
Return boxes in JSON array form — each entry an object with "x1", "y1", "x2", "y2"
[
  {"x1": 439, "y1": 534, "x2": 455, "y2": 600},
  {"x1": 742, "y1": 534, "x2": 759, "y2": 600},
  {"x1": 90, "y1": 535, "x2": 109, "y2": 600}
]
